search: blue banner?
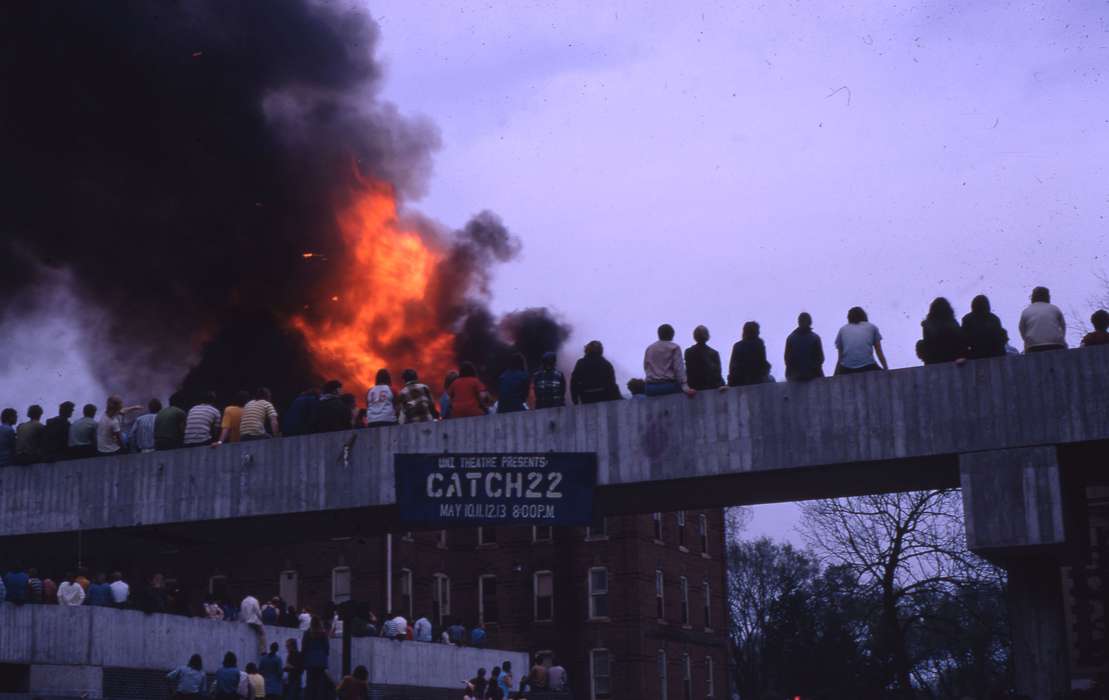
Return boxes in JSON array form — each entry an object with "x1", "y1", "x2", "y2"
[{"x1": 394, "y1": 452, "x2": 597, "y2": 526}]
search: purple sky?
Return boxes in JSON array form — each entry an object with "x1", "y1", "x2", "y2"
[
  {"x1": 369, "y1": 1, "x2": 1108, "y2": 540},
  {"x1": 2, "y1": 1, "x2": 1106, "y2": 542}
]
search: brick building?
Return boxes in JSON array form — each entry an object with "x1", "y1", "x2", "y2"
[{"x1": 164, "y1": 509, "x2": 729, "y2": 700}]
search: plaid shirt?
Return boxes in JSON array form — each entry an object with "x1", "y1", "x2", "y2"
[{"x1": 398, "y1": 381, "x2": 437, "y2": 423}]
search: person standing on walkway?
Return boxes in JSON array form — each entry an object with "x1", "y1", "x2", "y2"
[
  {"x1": 834, "y1": 306, "x2": 888, "y2": 374},
  {"x1": 1019, "y1": 286, "x2": 1067, "y2": 352},
  {"x1": 212, "y1": 652, "x2": 242, "y2": 700},
  {"x1": 301, "y1": 616, "x2": 331, "y2": 700},
  {"x1": 283, "y1": 638, "x2": 304, "y2": 700}
]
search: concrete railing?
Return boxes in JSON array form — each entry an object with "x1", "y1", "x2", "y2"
[
  {"x1": 0, "y1": 605, "x2": 526, "y2": 696},
  {"x1": 1, "y1": 347, "x2": 1107, "y2": 537}
]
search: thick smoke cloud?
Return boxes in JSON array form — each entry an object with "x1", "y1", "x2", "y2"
[{"x1": 1, "y1": 1, "x2": 570, "y2": 406}]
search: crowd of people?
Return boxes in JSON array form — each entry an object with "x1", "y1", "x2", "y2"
[
  {"x1": 1, "y1": 286, "x2": 1105, "y2": 467},
  {"x1": 462, "y1": 656, "x2": 569, "y2": 700}
]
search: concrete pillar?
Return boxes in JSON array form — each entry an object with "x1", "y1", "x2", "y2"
[{"x1": 960, "y1": 446, "x2": 1070, "y2": 697}]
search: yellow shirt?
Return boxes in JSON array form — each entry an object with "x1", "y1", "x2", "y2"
[
  {"x1": 248, "y1": 673, "x2": 265, "y2": 699},
  {"x1": 221, "y1": 406, "x2": 244, "y2": 443}
]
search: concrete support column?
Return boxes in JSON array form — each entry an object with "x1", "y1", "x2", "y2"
[{"x1": 960, "y1": 446, "x2": 1070, "y2": 697}]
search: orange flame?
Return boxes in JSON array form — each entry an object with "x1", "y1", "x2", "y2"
[{"x1": 290, "y1": 179, "x2": 455, "y2": 397}]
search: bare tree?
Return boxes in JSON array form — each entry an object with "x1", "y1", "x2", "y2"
[{"x1": 799, "y1": 489, "x2": 1003, "y2": 693}]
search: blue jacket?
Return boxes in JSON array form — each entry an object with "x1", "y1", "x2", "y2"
[
  {"x1": 259, "y1": 652, "x2": 283, "y2": 695},
  {"x1": 213, "y1": 666, "x2": 240, "y2": 694},
  {"x1": 497, "y1": 369, "x2": 530, "y2": 413},
  {"x1": 283, "y1": 394, "x2": 317, "y2": 436},
  {"x1": 87, "y1": 582, "x2": 114, "y2": 606},
  {"x1": 301, "y1": 632, "x2": 330, "y2": 669},
  {"x1": 3, "y1": 571, "x2": 28, "y2": 604}
]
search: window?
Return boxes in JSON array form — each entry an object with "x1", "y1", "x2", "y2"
[
  {"x1": 588, "y1": 567, "x2": 609, "y2": 619},
  {"x1": 431, "y1": 573, "x2": 450, "y2": 625},
  {"x1": 676, "y1": 511, "x2": 686, "y2": 549},
  {"x1": 480, "y1": 575, "x2": 499, "y2": 624},
  {"x1": 655, "y1": 569, "x2": 665, "y2": 619},
  {"x1": 478, "y1": 526, "x2": 497, "y2": 545},
  {"x1": 399, "y1": 569, "x2": 413, "y2": 619},
  {"x1": 437, "y1": 529, "x2": 448, "y2": 548},
  {"x1": 653, "y1": 512, "x2": 663, "y2": 541},
  {"x1": 534, "y1": 571, "x2": 554, "y2": 621},
  {"x1": 703, "y1": 578, "x2": 711, "y2": 629},
  {"x1": 279, "y1": 570, "x2": 298, "y2": 608},
  {"x1": 681, "y1": 653, "x2": 692, "y2": 700},
  {"x1": 586, "y1": 516, "x2": 608, "y2": 540},
  {"x1": 679, "y1": 576, "x2": 689, "y2": 625},
  {"x1": 533, "y1": 525, "x2": 553, "y2": 542},
  {"x1": 657, "y1": 650, "x2": 668, "y2": 700},
  {"x1": 331, "y1": 566, "x2": 351, "y2": 604},
  {"x1": 590, "y1": 649, "x2": 612, "y2": 699},
  {"x1": 705, "y1": 657, "x2": 715, "y2": 697},
  {"x1": 698, "y1": 514, "x2": 708, "y2": 554}
]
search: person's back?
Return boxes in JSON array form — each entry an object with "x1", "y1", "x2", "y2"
[
  {"x1": 43, "y1": 403, "x2": 74, "y2": 461},
  {"x1": 337, "y1": 666, "x2": 370, "y2": 700},
  {"x1": 1083, "y1": 309, "x2": 1109, "y2": 348},
  {"x1": 399, "y1": 371, "x2": 440, "y2": 422},
  {"x1": 547, "y1": 664, "x2": 567, "y2": 691},
  {"x1": 644, "y1": 324, "x2": 692, "y2": 396},
  {"x1": 88, "y1": 578, "x2": 114, "y2": 606},
  {"x1": 834, "y1": 307, "x2": 886, "y2": 373},
  {"x1": 366, "y1": 382, "x2": 397, "y2": 426},
  {"x1": 314, "y1": 393, "x2": 352, "y2": 432},
  {"x1": 1019, "y1": 287, "x2": 1066, "y2": 352},
  {"x1": 260, "y1": 649, "x2": 283, "y2": 696},
  {"x1": 961, "y1": 295, "x2": 1008, "y2": 359},
  {"x1": 684, "y1": 327, "x2": 724, "y2": 391},
  {"x1": 96, "y1": 398, "x2": 124, "y2": 455},
  {"x1": 153, "y1": 403, "x2": 187, "y2": 450},
  {"x1": 130, "y1": 409, "x2": 157, "y2": 453},
  {"x1": 283, "y1": 391, "x2": 317, "y2": 436},
  {"x1": 728, "y1": 323, "x2": 771, "y2": 386},
  {"x1": 240, "y1": 395, "x2": 278, "y2": 439},
  {"x1": 449, "y1": 376, "x2": 486, "y2": 418},
  {"x1": 570, "y1": 342, "x2": 620, "y2": 404},
  {"x1": 470, "y1": 625, "x2": 486, "y2": 646},
  {"x1": 0, "y1": 409, "x2": 16, "y2": 468},
  {"x1": 68, "y1": 407, "x2": 98, "y2": 457},
  {"x1": 213, "y1": 664, "x2": 240, "y2": 696},
  {"x1": 245, "y1": 665, "x2": 265, "y2": 699},
  {"x1": 496, "y1": 368, "x2": 530, "y2": 413},
  {"x1": 784, "y1": 318, "x2": 825, "y2": 381},
  {"x1": 414, "y1": 615, "x2": 432, "y2": 641},
  {"x1": 3, "y1": 569, "x2": 28, "y2": 604},
  {"x1": 109, "y1": 574, "x2": 129, "y2": 606},
  {"x1": 14, "y1": 407, "x2": 45, "y2": 465},
  {"x1": 447, "y1": 622, "x2": 466, "y2": 644},
  {"x1": 184, "y1": 399, "x2": 221, "y2": 446},
  {"x1": 529, "y1": 663, "x2": 548, "y2": 689},
  {"x1": 301, "y1": 629, "x2": 330, "y2": 669}
]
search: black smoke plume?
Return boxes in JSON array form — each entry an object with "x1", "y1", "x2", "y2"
[{"x1": 1, "y1": 1, "x2": 570, "y2": 407}]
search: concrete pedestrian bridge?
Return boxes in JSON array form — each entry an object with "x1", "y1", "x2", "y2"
[{"x1": 2, "y1": 347, "x2": 1108, "y2": 697}]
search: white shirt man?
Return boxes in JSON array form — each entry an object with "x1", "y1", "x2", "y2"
[
  {"x1": 109, "y1": 574, "x2": 129, "y2": 605},
  {"x1": 414, "y1": 616, "x2": 432, "y2": 642},
  {"x1": 58, "y1": 579, "x2": 85, "y2": 606},
  {"x1": 240, "y1": 595, "x2": 262, "y2": 625},
  {"x1": 298, "y1": 610, "x2": 312, "y2": 631}
]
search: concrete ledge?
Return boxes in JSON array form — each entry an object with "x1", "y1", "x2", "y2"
[{"x1": 2, "y1": 347, "x2": 1107, "y2": 537}]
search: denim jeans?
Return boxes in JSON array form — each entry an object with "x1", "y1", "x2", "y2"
[{"x1": 644, "y1": 381, "x2": 680, "y2": 397}]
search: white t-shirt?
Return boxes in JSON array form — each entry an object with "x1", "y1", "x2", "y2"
[
  {"x1": 109, "y1": 580, "x2": 129, "y2": 604},
  {"x1": 365, "y1": 385, "x2": 397, "y2": 424},
  {"x1": 834, "y1": 322, "x2": 882, "y2": 369},
  {"x1": 58, "y1": 581, "x2": 85, "y2": 605},
  {"x1": 298, "y1": 612, "x2": 311, "y2": 631},
  {"x1": 96, "y1": 414, "x2": 122, "y2": 454}
]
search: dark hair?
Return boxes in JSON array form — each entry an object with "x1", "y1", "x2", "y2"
[
  {"x1": 847, "y1": 306, "x2": 868, "y2": 324},
  {"x1": 509, "y1": 353, "x2": 526, "y2": 372},
  {"x1": 1, "y1": 408, "x2": 16, "y2": 425},
  {"x1": 169, "y1": 392, "x2": 187, "y2": 409},
  {"x1": 1031, "y1": 286, "x2": 1051, "y2": 303},
  {"x1": 926, "y1": 297, "x2": 956, "y2": 323},
  {"x1": 477, "y1": 668, "x2": 486, "y2": 677},
  {"x1": 627, "y1": 378, "x2": 646, "y2": 395},
  {"x1": 341, "y1": 393, "x2": 356, "y2": 409},
  {"x1": 797, "y1": 312, "x2": 812, "y2": 329},
  {"x1": 443, "y1": 370, "x2": 459, "y2": 388},
  {"x1": 491, "y1": 667, "x2": 501, "y2": 677},
  {"x1": 27, "y1": 405, "x2": 43, "y2": 420},
  {"x1": 742, "y1": 321, "x2": 760, "y2": 340},
  {"x1": 254, "y1": 387, "x2": 271, "y2": 400},
  {"x1": 375, "y1": 369, "x2": 392, "y2": 386},
  {"x1": 285, "y1": 638, "x2": 299, "y2": 651},
  {"x1": 147, "y1": 398, "x2": 163, "y2": 413},
  {"x1": 59, "y1": 401, "x2": 75, "y2": 416},
  {"x1": 245, "y1": 662, "x2": 258, "y2": 674},
  {"x1": 309, "y1": 615, "x2": 326, "y2": 638},
  {"x1": 222, "y1": 651, "x2": 237, "y2": 668},
  {"x1": 402, "y1": 368, "x2": 419, "y2": 382},
  {"x1": 459, "y1": 362, "x2": 478, "y2": 378},
  {"x1": 188, "y1": 654, "x2": 202, "y2": 670},
  {"x1": 584, "y1": 340, "x2": 604, "y2": 357},
  {"x1": 503, "y1": 661, "x2": 512, "y2": 672},
  {"x1": 270, "y1": 642, "x2": 279, "y2": 654},
  {"x1": 657, "y1": 324, "x2": 675, "y2": 341},
  {"x1": 693, "y1": 325, "x2": 709, "y2": 343},
  {"x1": 541, "y1": 352, "x2": 556, "y2": 369},
  {"x1": 234, "y1": 390, "x2": 250, "y2": 407},
  {"x1": 203, "y1": 391, "x2": 217, "y2": 405},
  {"x1": 971, "y1": 294, "x2": 991, "y2": 314},
  {"x1": 1093, "y1": 309, "x2": 1109, "y2": 332},
  {"x1": 354, "y1": 665, "x2": 369, "y2": 681},
  {"x1": 323, "y1": 379, "x2": 342, "y2": 394},
  {"x1": 83, "y1": 403, "x2": 97, "y2": 418}
]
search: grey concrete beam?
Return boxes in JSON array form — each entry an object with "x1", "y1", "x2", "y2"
[{"x1": 1, "y1": 347, "x2": 1107, "y2": 538}]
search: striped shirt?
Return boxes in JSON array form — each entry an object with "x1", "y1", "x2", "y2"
[
  {"x1": 183, "y1": 404, "x2": 221, "y2": 445},
  {"x1": 240, "y1": 400, "x2": 277, "y2": 437},
  {"x1": 130, "y1": 413, "x2": 157, "y2": 452}
]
